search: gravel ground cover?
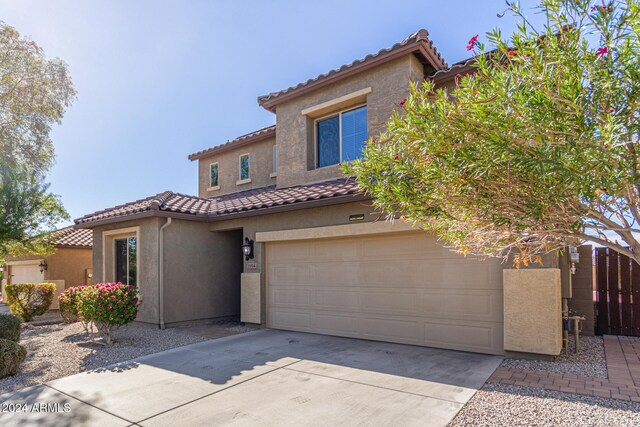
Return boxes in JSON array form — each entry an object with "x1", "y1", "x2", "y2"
[
  {"x1": 449, "y1": 383, "x2": 640, "y2": 427},
  {"x1": 501, "y1": 335, "x2": 607, "y2": 378},
  {"x1": 0, "y1": 320, "x2": 216, "y2": 395}
]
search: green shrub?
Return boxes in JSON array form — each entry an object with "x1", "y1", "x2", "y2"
[
  {"x1": 59, "y1": 286, "x2": 83, "y2": 324},
  {"x1": 5, "y1": 283, "x2": 55, "y2": 322},
  {"x1": 0, "y1": 313, "x2": 22, "y2": 342},
  {"x1": 0, "y1": 338, "x2": 26, "y2": 378},
  {"x1": 77, "y1": 283, "x2": 139, "y2": 345}
]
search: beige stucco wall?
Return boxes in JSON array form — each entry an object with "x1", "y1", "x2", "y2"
[
  {"x1": 92, "y1": 218, "x2": 161, "y2": 324},
  {"x1": 162, "y1": 220, "x2": 242, "y2": 323},
  {"x1": 503, "y1": 268, "x2": 563, "y2": 356},
  {"x1": 45, "y1": 248, "x2": 93, "y2": 288},
  {"x1": 197, "y1": 136, "x2": 276, "y2": 198},
  {"x1": 274, "y1": 54, "x2": 425, "y2": 188},
  {"x1": 91, "y1": 217, "x2": 242, "y2": 325}
]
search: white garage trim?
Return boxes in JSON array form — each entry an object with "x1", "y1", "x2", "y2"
[{"x1": 256, "y1": 220, "x2": 417, "y2": 243}]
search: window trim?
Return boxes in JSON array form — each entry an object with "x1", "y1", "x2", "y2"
[
  {"x1": 114, "y1": 236, "x2": 137, "y2": 286},
  {"x1": 102, "y1": 227, "x2": 140, "y2": 285},
  {"x1": 237, "y1": 153, "x2": 251, "y2": 185},
  {"x1": 314, "y1": 103, "x2": 367, "y2": 168},
  {"x1": 208, "y1": 162, "x2": 219, "y2": 191}
]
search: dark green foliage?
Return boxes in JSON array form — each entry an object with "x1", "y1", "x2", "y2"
[
  {"x1": 0, "y1": 338, "x2": 26, "y2": 378},
  {"x1": 0, "y1": 313, "x2": 22, "y2": 342}
]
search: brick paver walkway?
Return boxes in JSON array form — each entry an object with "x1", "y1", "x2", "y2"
[{"x1": 488, "y1": 335, "x2": 640, "y2": 401}]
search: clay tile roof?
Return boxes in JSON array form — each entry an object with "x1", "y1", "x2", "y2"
[
  {"x1": 74, "y1": 179, "x2": 363, "y2": 226},
  {"x1": 75, "y1": 191, "x2": 213, "y2": 225},
  {"x1": 210, "y1": 178, "x2": 361, "y2": 216},
  {"x1": 257, "y1": 29, "x2": 447, "y2": 111},
  {"x1": 47, "y1": 226, "x2": 93, "y2": 248},
  {"x1": 188, "y1": 125, "x2": 276, "y2": 161}
]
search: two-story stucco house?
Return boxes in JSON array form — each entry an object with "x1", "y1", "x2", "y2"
[{"x1": 74, "y1": 30, "x2": 571, "y2": 356}]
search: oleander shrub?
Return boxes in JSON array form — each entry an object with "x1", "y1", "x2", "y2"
[
  {"x1": 0, "y1": 338, "x2": 26, "y2": 378},
  {"x1": 0, "y1": 313, "x2": 22, "y2": 342},
  {"x1": 58, "y1": 286, "x2": 83, "y2": 324},
  {"x1": 77, "y1": 282, "x2": 139, "y2": 345},
  {"x1": 5, "y1": 283, "x2": 55, "y2": 322}
]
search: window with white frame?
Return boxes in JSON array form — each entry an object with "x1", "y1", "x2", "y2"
[
  {"x1": 239, "y1": 154, "x2": 250, "y2": 181},
  {"x1": 272, "y1": 145, "x2": 277, "y2": 174},
  {"x1": 209, "y1": 162, "x2": 219, "y2": 187},
  {"x1": 316, "y1": 105, "x2": 367, "y2": 168}
]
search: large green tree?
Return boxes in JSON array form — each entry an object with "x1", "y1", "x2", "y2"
[
  {"x1": 0, "y1": 21, "x2": 75, "y2": 257},
  {"x1": 346, "y1": 0, "x2": 640, "y2": 266}
]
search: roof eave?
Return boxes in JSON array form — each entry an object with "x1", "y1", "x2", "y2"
[
  {"x1": 74, "y1": 210, "x2": 210, "y2": 229},
  {"x1": 258, "y1": 41, "x2": 445, "y2": 113},
  {"x1": 74, "y1": 192, "x2": 368, "y2": 228},
  {"x1": 188, "y1": 127, "x2": 276, "y2": 161},
  {"x1": 208, "y1": 192, "x2": 369, "y2": 222}
]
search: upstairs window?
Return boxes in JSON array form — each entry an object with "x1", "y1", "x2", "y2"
[
  {"x1": 239, "y1": 154, "x2": 250, "y2": 181},
  {"x1": 209, "y1": 162, "x2": 219, "y2": 187},
  {"x1": 316, "y1": 105, "x2": 367, "y2": 168},
  {"x1": 273, "y1": 145, "x2": 277, "y2": 174}
]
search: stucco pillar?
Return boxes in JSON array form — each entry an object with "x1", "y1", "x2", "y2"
[{"x1": 503, "y1": 268, "x2": 562, "y2": 356}]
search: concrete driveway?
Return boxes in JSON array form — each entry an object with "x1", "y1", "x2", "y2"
[{"x1": 0, "y1": 329, "x2": 502, "y2": 427}]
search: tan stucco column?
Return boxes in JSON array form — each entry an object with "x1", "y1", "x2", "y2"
[{"x1": 503, "y1": 268, "x2": 562, "y2": 356}]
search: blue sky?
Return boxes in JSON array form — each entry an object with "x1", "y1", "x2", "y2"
[{"x1": 0, "y1": 0, "x2": 541, "y2": 225}]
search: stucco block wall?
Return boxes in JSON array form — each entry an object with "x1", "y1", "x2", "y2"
[
  {"x1": 197, "y1": 136, "x2": 276, "y2": 198},
  {"x1": 162, "y1": 220, "x2": 242, "y2": 324},
  {"x1": 503, "y1": 268, "x2": 562, "y2": 355},
  {"x1": 275, "y1": 55, "x2": 425, "y2": 188},
  {"x1": 45, "y1": 248, "x2": 92, "y2": 288},
  {"x1": 92, "y1": 218, "x2": 161, "y2": 324}
]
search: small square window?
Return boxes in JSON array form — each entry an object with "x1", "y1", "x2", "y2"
[
  {"x1": 239, "y1": 154, "x2": 250, "y2": 181},
  {"x1": 316, "y1": 105, "x2": 367, "y2": 168},
  {"x1": 209, "y1": 163, "x2": 219, "y2": 187}
]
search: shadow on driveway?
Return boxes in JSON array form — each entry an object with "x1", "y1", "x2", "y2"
[{"x1": 1, "y1": 329, "x2": 503, "y2": 427}]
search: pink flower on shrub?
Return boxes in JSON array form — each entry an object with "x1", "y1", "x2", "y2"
[
  {"x1": 467, "y1": 34, "x2": 479, "y2": 51},
  {"x1": 399, "y1": 98, "x2": 407, "y2": 107},
  {"x1": 597, "y1": 46, "x2": 608, "y2": 57}
]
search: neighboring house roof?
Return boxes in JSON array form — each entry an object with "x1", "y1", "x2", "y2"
[
  {"x1": 74, "y1": 178, "x2": 363, "y2": 227},
  {"x1": 257, "y1": 29, "x2": 448, "y2": 112},
  {"x1": 47, "y1": 226, "x2": 93, "y2": 248},
  {"x1": 188, "y1": 125, "x2": 276, "y2": 161}
]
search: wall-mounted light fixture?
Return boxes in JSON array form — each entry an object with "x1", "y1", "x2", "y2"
[
  {"x1": 242, "y1": 238, "x2": 254, "y2": 261},
  {"x1": 39, "y1": 260, "x2": 48, "y2": 273},
  {"x1": 0, "y1": 265, "x2": 4, "y2": 273},
  {"x1": 569, "y1": 247, "x2": 579, "y2": 275}
]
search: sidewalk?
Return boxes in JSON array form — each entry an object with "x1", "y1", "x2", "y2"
[{"x1": 488, "y1": 335, "x2": 640, "y2": 401}]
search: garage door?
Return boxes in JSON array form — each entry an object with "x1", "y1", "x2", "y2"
[
  {"x1": 266, "y1": 232, "x2": 504, "y2": 355},
  {"x1": 9, "y1": 263, "x2": 44, "y2": 284}
]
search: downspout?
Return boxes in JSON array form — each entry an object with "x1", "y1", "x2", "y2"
[{"x1": 159, "y1": 217, "x2": 172, "y2": 329}]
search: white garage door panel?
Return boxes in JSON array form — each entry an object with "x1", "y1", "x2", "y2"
[
  {"x1": 10, "y1": 263, "x2": 44, "y2": 284},
  {"x1": 267, "y1": 232, "x2": 504, "y2": 355}
]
